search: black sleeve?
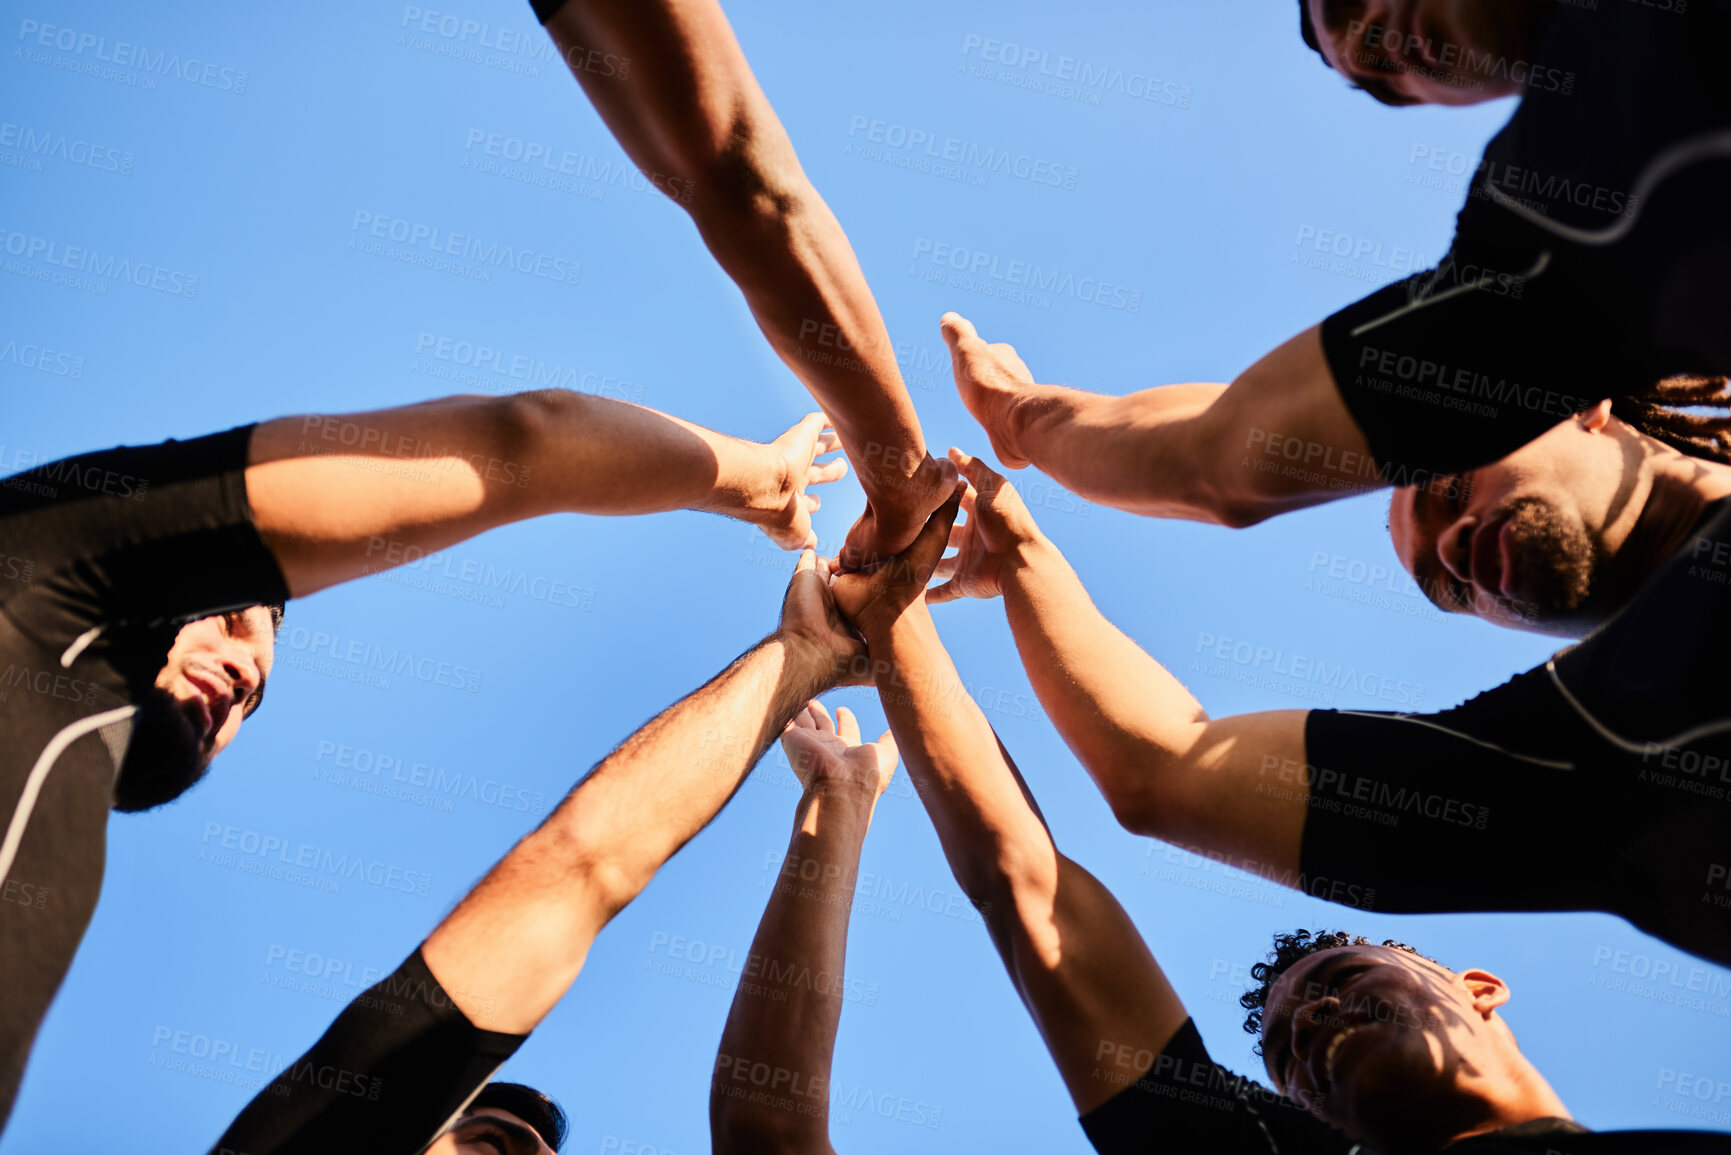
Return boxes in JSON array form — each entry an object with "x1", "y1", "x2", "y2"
[
  {"x1": 1080, "y1": 1020, "x2": 1357, "y2": 1155},
  {"x1": 529, "y1": 0, "x2": 568, "y2": 23},
  {"x1": 1318, "y1": 195, "x2": 1615, "y2": 482},
  {"x1": 210, "y1": 948, "x2": 527, "y2": 1155},
  {"x1": 0, "y1": 426, "x2": 288, "y2": 653},
  {"x1": 1297, "y1": 670, "x2": 1608, "y2": 919}
]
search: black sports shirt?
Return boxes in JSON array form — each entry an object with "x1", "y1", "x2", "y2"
[
  {"x1": 0, "y1": 427, "x2": 287, "y2": 1128},
  {"x1": 1081, "y1": 1020, "x2": 1730, "y2": 1154},
  {"x1": 1295, "y1": 499, "x2": 1731, "y2": 966},
  {"x1": 1319, "y1": 0, "x2": 1731, "y2": 480},
  {"x1": 211, "y1": 948, "x2": 527, "y2": 1155}
]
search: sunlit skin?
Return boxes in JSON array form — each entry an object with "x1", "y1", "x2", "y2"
[
  {"x1": 1305, "y1": 0, "x2": 1549, "y2": 106},
  {"x1": 429, "y1": 1108, "x2": 555, "y2": 1155},
  {"x1": 1261, "y1": 945, "x2": 1570, "y2": 1153},
  {"x1": 1389, "y1": 399, "x2": 1731, "y2": 636},
  {"x1": 149, "y1": 606, "x2": 275, "y2": 768}
]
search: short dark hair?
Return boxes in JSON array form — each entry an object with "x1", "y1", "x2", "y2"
[
  {"x1": 471, "y1": 1082, "x2": 568, "y2": 1151},
  {"x1": 1240, "y1": 929, "x2": 1441, "y2": 1055},
  {"x1": 266, "y1": 603, "x2": 285, "y2": 633},
  {"x1": 1299, "y1": 0, "x2": 1323, "y2": 54}
]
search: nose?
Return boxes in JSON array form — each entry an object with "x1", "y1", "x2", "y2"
[
  {"x1": 218, "y1": 642, "x2": 260, "y2": 709},
  {"x1": 1436, "y1": 516, "x2": 1476, "y2": 587}
]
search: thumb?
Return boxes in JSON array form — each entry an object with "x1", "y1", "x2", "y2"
[
  {"x1": 875, "y1": 730, "x2": 900, "y2": 773},
  {"x1": 905, "y1": 482, "x2": 967, "y2": 582},
  {"x1": 940, "y1": 312, "x2": 980, "y2": 350}
]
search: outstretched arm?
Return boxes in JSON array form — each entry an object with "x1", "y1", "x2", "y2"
[
  {"x1": 930, "y1": 450, "x2": 1311, "y2": 882},
  {"x1": 830, "y1": 498, "x2": 1184, "y2": 1111},
  {"x1": 710, "y1": 703, "x2": 897, "y2": 1155},
  {"x1": 539, "y1": 0, "x2": 951, "y2": 564},
  {"x1": 943, "y1": 314, "x2": 1373, "y2": 527},
  {"x1": 247, "y1": 393, "x2": 844, "y2": 596},
  {"x1": 420, "y1": 551, "x2": 868, "y2": 1035}
]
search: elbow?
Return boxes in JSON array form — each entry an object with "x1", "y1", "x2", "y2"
[{"x1": 529, "y1": 819, "x2": 657, "y2": 925}]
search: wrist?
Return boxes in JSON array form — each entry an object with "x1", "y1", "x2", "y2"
[
  {"x1": 1001, "y1": 533, "x2": 1058, "y2": 595},
  {"x1": 772, "y1": 629, "x2": 844, "y2": 693}
]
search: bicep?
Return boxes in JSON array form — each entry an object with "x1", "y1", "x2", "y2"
[{"x1": 1124, "y1": 709, "x2": 1312, "y2": 885}]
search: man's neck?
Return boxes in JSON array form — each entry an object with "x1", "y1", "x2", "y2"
[{"x1": 1619, "y1": 454, "x2": 1731, "y2": 585}]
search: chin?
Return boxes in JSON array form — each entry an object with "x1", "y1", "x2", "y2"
[{"x1": 112, "y1": 687, "x2": 212, "y2": 812}]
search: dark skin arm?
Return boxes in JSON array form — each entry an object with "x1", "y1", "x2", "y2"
[
  {"x1": 542, "y1": 0, "x2": 954, "y2": 566},
  {"x1": 829, "y1": 495, "x2": 1186, "y2": 1110}
]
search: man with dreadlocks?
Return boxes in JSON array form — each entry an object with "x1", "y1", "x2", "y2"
[
  {"x1": 930, "y1": 412, "x2": 1731, "y2": 966},
  {"x1": 792, "y1": 501, "x2": 1729, "y2": 1154},
  {"x1": 941, "y1": 0, "x2": 1731, "y2": 533}
]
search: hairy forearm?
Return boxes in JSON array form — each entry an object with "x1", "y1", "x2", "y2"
[
  {"x1": 421, "y1": 633, "x2": 833, "y2": 1035},
  {"x1": 998, "y1": 536, "x2": 1211, "y2": 830},
  {"x1": 249, "y1": 390, "x2": 778, "y2": 596},
  {"x1": 711, "y1": 783, "x2": 872, "y2": 1154}
]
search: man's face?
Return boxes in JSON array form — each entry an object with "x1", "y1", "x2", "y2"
[
  {"x1": 429, "y1": 1108, "x2": 556, "y2": 1155},
  {"x1": 1389, "y1": 409, "x2": 1629, "y2": 634},
  {"x1": 1260, "y1": 945, "x2": 1503, "y2": 1149},
  {"x1": 1305, "y1": 0, "x2": 1544, "y2": 105},
  {"x1": 153, "y1": 607, "x2": 275, "y2": 766}
]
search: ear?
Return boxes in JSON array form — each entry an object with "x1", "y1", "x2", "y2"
[
  {"x1": 1457, "y1": 968, "x2": 1511, "y2": 1018},
  {"x1": 1577, "y1": 398, "x2": 1615, "y2": 433}
]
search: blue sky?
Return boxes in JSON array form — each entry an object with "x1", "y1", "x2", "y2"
[{"x1": 4, "y1": 1, "x2": 1728, "y2": 1149}]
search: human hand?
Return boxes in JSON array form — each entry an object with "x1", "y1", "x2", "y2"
[
  {"x1": 780, "y1": 700, "x2": 899, "y2": 800},
  {"x1": 830, "y1": 483, "x2": 966, "y2": 641},
  {"x1": 742, "y1": 413, "x2": 849, "y2": 551},
  {"x1": 942, "y1": 312, "x2": 1047, "y2": 470},
  {"x1": 840, "y1": 451, "x2": 959, "y2": 572},
  {"x1": 929, "y1": 449, "x2": 1048, "y2": 604},
  {"x1": 777, "y1": 549, "x2": 871, "y2": 688}
]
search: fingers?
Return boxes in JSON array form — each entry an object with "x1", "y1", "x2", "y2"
[
  {"x1": 948, "y1": 447, "x2": 1003, "y2": 493},
  {"x1": 807, "y1": 457, "x2": 849, "y2": 487},
  {"x1": 940, "y1": 311, "x2": 980, "y2": 350},
  {"x1": 835, "y1": 705, "x2": 861, "y2": 746},
  {"x1": 809, "y1": 700, "x2": 835, "y2": 733},
  {"x1": 926, "y1": 578, "x2": 961, "y2": 605},
  {"x1": 873, "y1": 729, "x2": 900, "y2": 774},
  {"x1": 816, "y1": 428, "x2": 842, "y2": 455},
  {"x1": 794, "y1": 548, "x2": 817, "y2": 577},
  {"x1": 904, "y1": 483, "x2": 967, "y2": 580}
]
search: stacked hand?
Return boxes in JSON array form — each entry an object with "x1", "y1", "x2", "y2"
[
  {"x1": 777, "y1": 549, "x2": 872, "y2": 688},
  {"x1": 781, "y1": 701, "x2": 898, "y2": 801},
  {"x1": 929, "y1": 449, "x2": 1048, "y2": 604},
  {"x1": 840, "y1": 451, "x2": 959, "y2": 573}
]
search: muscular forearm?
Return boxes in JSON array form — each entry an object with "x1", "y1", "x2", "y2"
[
  {"x1": 1003, "y1": 327, "x2": 1374, "y2": 527},
  {"x1": 421, "y1": 632, "x2": 834, "y2": 1035},
  {"x1": 868, "y1": 607, "x2": 1052, "y2": 904},
  {"x1": 868, "y1": 609, "x2": 1185, "y2": 1111},
  {"x1": 711, "y1": 783, "x2": 872, "y2": 1154},
  {"x1": 248, "y1": 390, "x2": 784, "y2": 596},
  {"x1": 543, "y1": 0, "x2": 928, "y2": 505}
]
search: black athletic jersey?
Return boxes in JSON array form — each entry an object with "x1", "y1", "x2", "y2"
[
  {"x1": 211, "y1": 948, "x2": 527, "y2": 1155},
  {"x1": 1319, "y1": 0, "x2": 1731, "y2": 481},
  {"x1": 1296, "y1": 499, "x2": 1731, "y2": 966},
  {"x1": 0, "y1": 427, "x2": 287, "y2": 1129},
  {"x1": 1081, "y1": 1020, "x2": 1731, "y2": 1154}
]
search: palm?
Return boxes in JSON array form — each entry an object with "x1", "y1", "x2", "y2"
[
  {"x1": 781, "y1": 702, "x2": 897, "y2": 797},
  {"x1": 757, "y1": 415, "x2": 849, "y2": 551}
]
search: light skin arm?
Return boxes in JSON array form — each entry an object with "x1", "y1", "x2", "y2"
[
  {"x1": 930, "y1": 449, "x2": 1311, "y2": 887},
  {"x1": 828, "y1": 502, "x2": 1184, "y2": 1110},
  {"x1": 942, "y1": 313, "x2": 1375, "y2": 528},
  {"x1": 542, "y1": 0, "x2": 952, "y2": 565},
  {"x1": 419, "y1": 551, "x2": 869, "y2": 1035},
  {"x1": 710, "y1": 703, "x2": 897, "y2": 1155},
  {"x1": 247, "y1": 391, "x2": 845, "y2": 597}
]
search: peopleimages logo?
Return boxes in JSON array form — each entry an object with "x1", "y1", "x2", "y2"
[{"x1": 349, "y1": 211, "x2": 580, "y2": 286}]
